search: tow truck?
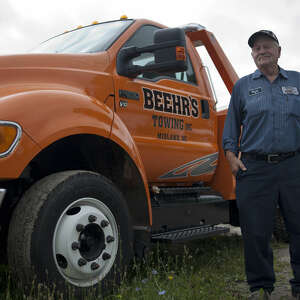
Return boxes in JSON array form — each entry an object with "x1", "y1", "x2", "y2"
[{"x1": 0, "y1": 16, "x2": 285, "y2": 297}]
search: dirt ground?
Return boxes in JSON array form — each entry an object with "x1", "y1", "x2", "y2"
[
  {"x1": 240, "y1": 245, "x2": 294, "y2": 299},
  {"x1": 225, "y1": 225, "x2": 295, "y2": 299},
  {"x1": 272, "y1": 246, "x2": 294, "y2": 299}
]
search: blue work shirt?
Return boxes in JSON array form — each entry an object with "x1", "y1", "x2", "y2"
[{"x1": 222, "y1": 67, "x2": 300, "y2": 154}]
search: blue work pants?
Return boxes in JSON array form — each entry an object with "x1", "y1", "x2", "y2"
[{"x1": 236, "y1": 154, "x2": 300, "y2": 294}]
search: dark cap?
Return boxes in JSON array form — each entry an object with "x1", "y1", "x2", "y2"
[{"x1": 248, "y1": 30, "x2": 279, "y2": 48}]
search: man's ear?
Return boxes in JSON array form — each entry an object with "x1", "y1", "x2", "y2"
[{"x1": 278, "y1": 46, "x2": 281, "y2": 58}]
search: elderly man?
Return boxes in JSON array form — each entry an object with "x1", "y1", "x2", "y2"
[{"x1": 223, "y1": 30, "x2": 300, "y2": 299}]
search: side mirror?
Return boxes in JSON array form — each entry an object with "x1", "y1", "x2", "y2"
[
  {"x1": 117, "y1": 27, "x2": 188, "y2": 78},
  {"x1": 153, "y1": 28, "x2": 187, "y2": 68}
]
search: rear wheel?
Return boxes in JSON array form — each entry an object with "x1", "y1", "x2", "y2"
[{"x1": 7, "y1": 171, "x2": 133, "y2": 297}]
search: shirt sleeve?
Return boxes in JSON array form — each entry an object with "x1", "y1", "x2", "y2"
[{"x1": 222, "y1": 81, "x2": 242, "y2": 155}]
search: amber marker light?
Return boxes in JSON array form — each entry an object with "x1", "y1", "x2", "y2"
[
  {"x1": 0, "y1": 122, "x2": 22, "y2": 158},
  {"x1": 176, "y1": 46, "x2": 186, "y2": 61}
]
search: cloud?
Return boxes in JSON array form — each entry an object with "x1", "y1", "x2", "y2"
[
  {"x1": 0, "y1": 1, "x2": 115, "y2": 54},
  {"x1": 0, "y1": 1, "x2": 18, "y2": 25}
]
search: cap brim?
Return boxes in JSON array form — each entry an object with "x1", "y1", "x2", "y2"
[{"x1": 248, "y1": 32, "x2": 277, "y2": 48}]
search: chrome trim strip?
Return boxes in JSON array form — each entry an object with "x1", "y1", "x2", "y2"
[
  {"x1": 0, "y1": 121, "x2": 22, "y2": 158},
  {"x1": 0, "y1": 189, "x2": 6, "y2": 208}
]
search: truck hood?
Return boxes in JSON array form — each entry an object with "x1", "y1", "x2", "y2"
[
  {"x1": 0, "y1": 52, "x2": 111, "y2": 99},
  {"x1": 0, "y1": 52, "x2": 109, "y2": 73}
]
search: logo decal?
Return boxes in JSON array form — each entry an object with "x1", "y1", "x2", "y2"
[
  {"x1": 159, "y1": 152, "x2": 218, "y2": 179},
  {"x1": 143, "y1": 87, "x2": 199, "y2": 118},
  {"x1": 282, "y1": 86, "x2": 299, "y2": 95},
  {"x1": 249, "y1": 87, "x2": 263, "y2": 96},
  {"x1": 119, "y1": 100, "x2": 128, "y2": 108},
  {"x1": 119, "y1": 89, "x2": 140, "y2": 100}
]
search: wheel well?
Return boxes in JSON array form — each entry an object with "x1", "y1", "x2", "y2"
[
  {"x1": 29, "y1": 135, "x2": 149, "y2": 226},
  {"x1": 2, "y1": 135, "x2": 150, "y2": 233}
]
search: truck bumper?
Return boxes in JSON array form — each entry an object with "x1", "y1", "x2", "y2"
[{"x1": 0, "y1": 189, "x2": 6, "y2": 208}]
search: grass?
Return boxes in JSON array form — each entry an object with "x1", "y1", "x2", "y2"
[
  {"x1": 0, "y1": 235, "x2": 286, "y2": 300},
  {"x1": 111, "y1": 235, "x2": 246, "y2": 300}
]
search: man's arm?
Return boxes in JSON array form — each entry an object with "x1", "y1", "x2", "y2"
[{"x1": 222, "y1": 82, "x2": 247, "y2": 175}]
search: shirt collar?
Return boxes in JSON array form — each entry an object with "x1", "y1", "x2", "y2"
[
  {"x1": 279, "y1": 67, "x2": 288, "y2": 79},
  {"x1": 251, "y1": 66, "x2": 288, "y2": 80}
]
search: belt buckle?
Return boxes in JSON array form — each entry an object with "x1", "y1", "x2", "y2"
[{"x1": 267, "y1": 154, "x2": 280, "y2": 163}]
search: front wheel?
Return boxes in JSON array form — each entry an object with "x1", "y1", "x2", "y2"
[{"x1": 8, "y1": 171, "x2": 133, "y2": 297}]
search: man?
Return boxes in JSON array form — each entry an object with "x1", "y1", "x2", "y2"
[{"x1": 222, "y1": 30, "x2": 300, "y2": 300}]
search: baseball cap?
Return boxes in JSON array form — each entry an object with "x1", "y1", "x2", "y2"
[{"x1": 248, "y1": 30, "x2": 279, "y2": 48}]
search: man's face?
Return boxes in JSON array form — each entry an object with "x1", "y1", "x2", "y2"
[{"x1": 251, "y1": 36, "x2": 281, "y2": 69}]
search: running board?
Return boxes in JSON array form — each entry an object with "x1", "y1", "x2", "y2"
[{"x1": 151, "y1": 225, "x2": 229, "y2": 243}]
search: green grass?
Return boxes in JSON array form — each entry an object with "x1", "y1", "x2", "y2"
[
  {"x1": 111, "y1": 235, "x2": 246, "y2": 300},
  {"x1": 0, "y1": 235, "x2": 285, "y2": 300}
]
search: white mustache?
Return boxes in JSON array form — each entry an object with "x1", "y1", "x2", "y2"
[{"x1": 258, "y1": 55, "x2": 271, "y2": 59}]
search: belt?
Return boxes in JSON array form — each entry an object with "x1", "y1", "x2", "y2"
[{"x1": 241, "y1": 151, "x2": 300, "y2": 163}]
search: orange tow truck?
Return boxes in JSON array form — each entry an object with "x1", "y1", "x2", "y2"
[{"x1": 0, "y1": 16, "x2": 271, "y2": 296}]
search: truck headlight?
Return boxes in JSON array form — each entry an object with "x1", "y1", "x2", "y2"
[{"x1": 0, "y1": 121, "x2": 22, "y2": 158}]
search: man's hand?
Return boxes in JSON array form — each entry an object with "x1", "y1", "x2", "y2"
[{"x1": 225, "y1": 151, "x2": 247, "y2": 176}]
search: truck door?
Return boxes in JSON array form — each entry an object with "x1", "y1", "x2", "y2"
[{"x1": 114, "y1": 25, "x2": 218, "y2": 184}]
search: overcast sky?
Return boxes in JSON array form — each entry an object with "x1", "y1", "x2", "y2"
[{"x1": 0, "y1": 0, "x2": 299, "y2": 108}]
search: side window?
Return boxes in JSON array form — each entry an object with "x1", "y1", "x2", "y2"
[
  {"x1": 124, "y1": 25, "x2": 157, "y2": 48},
  {"x1": 174, "y1": 58, "x2": 197, "y2": 84},
  {"x1": 121, "y1": 25, "x2": 197, "y2": 84},
  {"x1": 123, "y1": 25, "x2": 157, "y2": 69}
]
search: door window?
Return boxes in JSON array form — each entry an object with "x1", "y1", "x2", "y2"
[{"x1": 121, "y1": 25, "x2": 197, "y2": 84}]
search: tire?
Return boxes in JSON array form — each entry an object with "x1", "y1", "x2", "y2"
[
  {"x1": 273, "y1": 207, "x2": 289, "y2": 243},
  {"x1": 7, "y1": 170, "x2": 133, "y2": 298}
]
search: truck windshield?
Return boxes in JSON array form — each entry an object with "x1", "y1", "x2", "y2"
[{"x1": 30, "y1": 20, "x2": 134, "y2": 54}]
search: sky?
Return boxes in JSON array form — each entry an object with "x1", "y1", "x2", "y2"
[{"x1": 0, "y1": 0, "x2": 299, "y2": 108}]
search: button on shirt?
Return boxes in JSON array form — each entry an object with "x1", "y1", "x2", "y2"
[{"x1": 222, "y1": 67, "x2": 300, "y2": 154}]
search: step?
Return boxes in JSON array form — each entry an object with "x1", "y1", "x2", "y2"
[
  {"x1": 158, "y1": 185, "x2": 219, "y2": 197},
  {"x1": 159, "y1": 186, "x2": 207, "y2": 195},
  {"x1": 152, "y1": 185, "x2": 224, "y2": 206},
  {"x1": 151, "y1": 225, "x2": 230, "y2": 243}
]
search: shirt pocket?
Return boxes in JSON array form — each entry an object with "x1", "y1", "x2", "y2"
[
  {"x1": 245, "y1": 93, "x2": 267, "y2": 119},
  {"x1": 288, "y1": 94, "x2": 300, "y2": 119}
]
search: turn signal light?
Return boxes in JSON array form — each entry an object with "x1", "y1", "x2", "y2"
[
  {"x1": 0, "y1": 123, "x2": 21, "y2": 157},
  {"x1": 176, "y1": 46, "x2": 186, "y2": 61}
]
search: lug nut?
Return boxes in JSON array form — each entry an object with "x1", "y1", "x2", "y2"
[
  {"x1": 102, "y1": 252, "x2": 111, "y2": 260},
  {"x1": 71, "y1": 242, "x2": 80, "y2": 250},
  {"x1": 101, "y1": 220, "x2": 109, "y2": 228},
  {"x1": 91, "y1": 262, "x2": 100, "y2": 270},
  {"x1": 56, "y1": 254, "x2": 68, "y2": 269},
  {"x1": 78, "y1": 258, "x2": 87, "y2": 266},
  {"x1": 106, "y1": 236, "x2": 115, "y2": 243},
  {"x1": 76, "y1": 224, "x2": 85, "y2": 232},
  {"x1": 88, "y1": 215, "x2": 97, "y2": 223}
]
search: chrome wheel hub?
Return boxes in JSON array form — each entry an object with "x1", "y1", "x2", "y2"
[{"x1": 53, "y1": 198, "x2": 119, "y2": 287}]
